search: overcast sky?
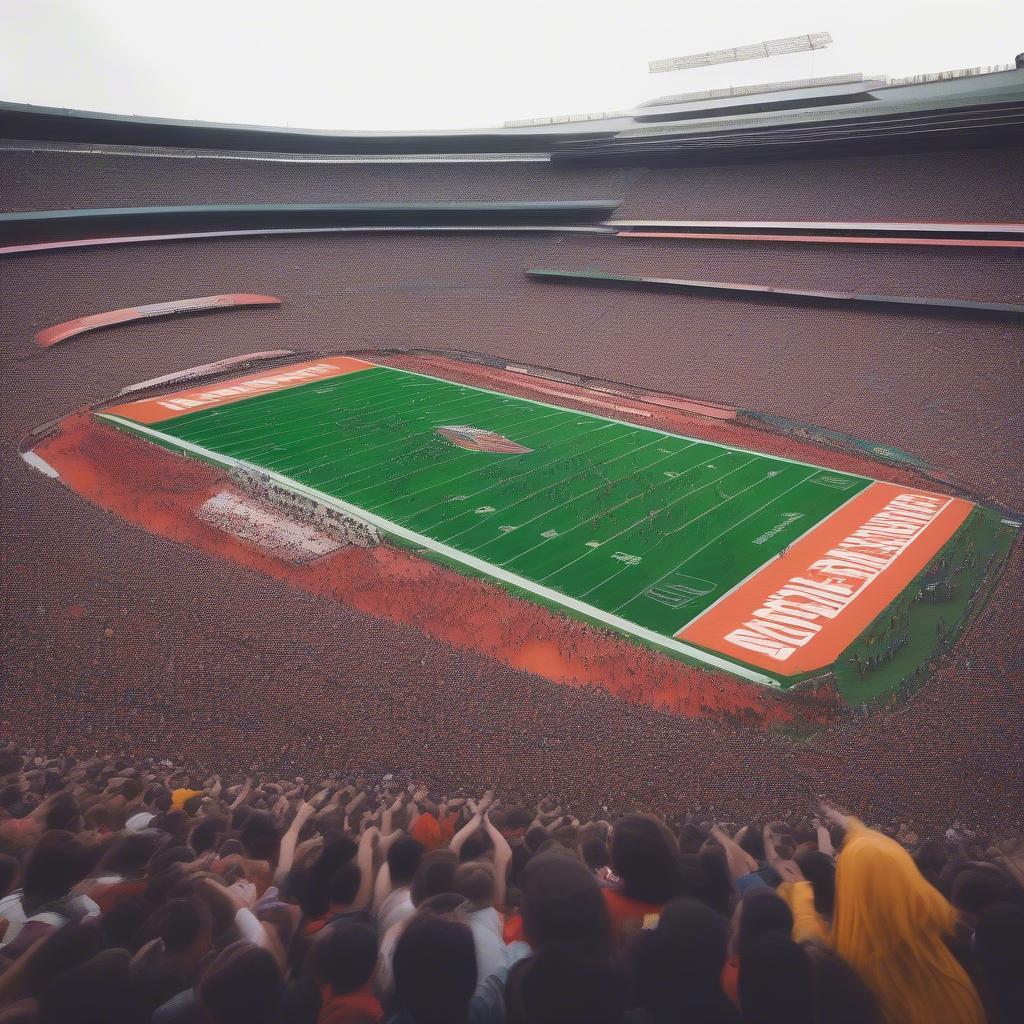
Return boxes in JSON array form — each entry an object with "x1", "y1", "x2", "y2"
[{"x1": 2, "y1": 0, "x2": 1022, "y2": 130}]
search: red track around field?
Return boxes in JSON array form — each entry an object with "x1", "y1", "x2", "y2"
[{"x1": 35, "y1": 411, "x2": 827, "y2": 726}]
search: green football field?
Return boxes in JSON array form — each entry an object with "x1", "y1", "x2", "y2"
[{"x1": 101, "y1": 363, "x2": 878, "y2": 684}]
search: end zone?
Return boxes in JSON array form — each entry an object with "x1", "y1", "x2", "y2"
[
  {"x1": 105, "y1": 355, "x2": 375, "y2": 424},
  {"x1": 678, "y1": 482, "x2": 973, "y2": 676}
]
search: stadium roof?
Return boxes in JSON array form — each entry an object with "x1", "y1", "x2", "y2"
[{"x1": 2, "y1": 64, "x2": 1022, "y2": 166}]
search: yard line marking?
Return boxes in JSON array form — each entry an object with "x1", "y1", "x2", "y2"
[
  {"x1": 449, "y1": 432, "x2": 670, "y2": 545},
  {"x1": 610, "y1": 470, "x2": 821, "y2": 613},
  {"x1": 573, "y1": 462, "x2": 778, "y2": 598},
  {"x1": 675, "y1": 481, "x2": 872, "y2": 629},
  {"x1": 256, "y1": 388, "x2": 517, "y2": 476},
  {"x1": 240, "y1": 380, "x2": 524, "y2": 468},
  {"x1": 463, "y1": 437, "x2": 697, "y2": 552},
  {"x1": 180, "y1": 376, "x2": 440, "y2": 459},
  {"x1": 244, "y1": 378, "x2": 488, "y2": 456},
  {"x1": 519, "y1": 453, "x2": 752, "y2": 574},
  {"x1": 396, "y1": 421, "x2": 624, "y2": 520}
]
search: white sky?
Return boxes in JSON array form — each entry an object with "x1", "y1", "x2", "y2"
[{"x1": 2, "y1": 0, "x2": 1022, "y2": 131}]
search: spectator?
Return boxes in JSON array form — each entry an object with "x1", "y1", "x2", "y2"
[
  {"x1": 629, "y1": 898, "x2": 740, "y2": 1024},
  {"x1": 390, "y1": 913, "x2": 479, "y2": 1024},
  {"x1": 722, "y1": 889, "x2": 794, "y2": 1006},
  {"x1": 0, "y1": 831, "x2": 96, "y2": 957},
  {"x1": 518, "y1": 852, "x2": 611, "y2": 960},
  {"x1": 309, "y1": 920, "x2": 383, "y2": 1024},
  {"x1": 505, "y1": 947, "x2": 623, "y2": 1024},
  {"x1": 604, "y1": 816, "x2": 679, "y2": 944},
  {"x1": 197, "y1": 941, "x2": 283, "y2": 1024},
  {"x1": 737, "y1": 933, "x2": 815, "y2": 1024},
  {"x1": 831, "y1": 813, "x2": 987, "y2": 1024},
  {"x1": 377, "y1": 837, "x2": 425, "y2": 935},
  {"x1": 973, "y1": 903, "x2": 1024, "y2": 1024},
  {"x1": 452, "y1": 862, "x2": 506, "y2": 984}
]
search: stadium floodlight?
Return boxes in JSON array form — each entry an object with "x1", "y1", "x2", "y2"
[{"x1": 649, "y1": 32, "x2": 832, "y2": 74}]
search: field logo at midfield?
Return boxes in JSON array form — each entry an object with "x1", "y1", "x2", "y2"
[{"x1": 437, "y1": 426, "x2": 533, "y2": 454}]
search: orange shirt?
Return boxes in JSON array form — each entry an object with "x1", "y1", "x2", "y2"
[{"x1": 602, "y1": 888, "x2": 662, "y2": 945}]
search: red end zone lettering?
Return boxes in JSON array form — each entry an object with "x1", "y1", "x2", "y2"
[
  {"x1": 678, "y1": 482, "x2": 973, "y2": 676},
  {"x1": 105, "y1": 356, "x2": 376, "y2": 424}
]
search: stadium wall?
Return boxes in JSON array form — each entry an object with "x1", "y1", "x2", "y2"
[{"x1": 3, "y1": 142, "x2": 1020, "y2": 222}]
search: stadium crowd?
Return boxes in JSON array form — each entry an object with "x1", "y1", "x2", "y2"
[{"x1": 0, "y1": 747, "x2": 1021, "y2": 1024}]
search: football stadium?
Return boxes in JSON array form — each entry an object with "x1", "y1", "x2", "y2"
[{"x1": 2, "y1": 7, "x2": 1024, "y2": 1023}]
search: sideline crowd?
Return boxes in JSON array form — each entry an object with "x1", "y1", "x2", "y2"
[{"x1": 1, "y1": 748, "x2": 1022, "y2": 1024}]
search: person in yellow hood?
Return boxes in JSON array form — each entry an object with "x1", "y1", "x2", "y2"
[{"x1": 827, "y1": 804, "x2": 986, "y2": 1024}]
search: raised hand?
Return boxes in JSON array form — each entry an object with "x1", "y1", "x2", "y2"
[
  {"x1": 819, "y1": 800, "x2": 849, "y2": 830},
  {"x1": 764, "y1": 824, "x2": 804, "y2": 883}
]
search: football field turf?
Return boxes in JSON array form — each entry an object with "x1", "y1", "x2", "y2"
[{"x1": 100, "y1": 357, "x2": 974, "y2": 688}]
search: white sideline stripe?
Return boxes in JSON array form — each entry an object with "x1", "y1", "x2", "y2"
[
  {"x1": 98, "y1": 412, "x2": 779, "y2": 688},
  {"x1": 21, "y1": 450, "x2": 59, "y2": 478}
]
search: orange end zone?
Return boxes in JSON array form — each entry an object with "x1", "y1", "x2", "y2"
[
  {"x1": 678, "y1": 482, "x2": 974, "y2": 677},
  {"x1": 105, "y1": 356, "x2": 376, "y2": 424}
]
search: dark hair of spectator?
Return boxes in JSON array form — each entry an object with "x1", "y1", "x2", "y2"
[
  {"x1": 410, "y1": 849, "x2": 459, "y2": 906},
  {"x1": 580, "y1": 837, "x2": 609, "y2": 872},
  {"x1": 794, "y1": 849, "x2": 837, "y2": 920},
  {"x1": 511, "y1": 948, "x2": 625, "y2": 1024},
  {"x1": 310, "y1": 920, "x2": 379, "y2": 995},
  {"x1": 388, "y1": 835, "x2": 426, "y2": 886},
  {"x1": 155, "y1": 897, "x2": 213, "y2": 954},
  {"x1": 610, "y1": 815, "x2": 679, "y2": 905},
  {"x1": 22, "y1": 831, "x2": 90, "y2": 906},
  {"x1": 198, "y1": 941, "x2": 283, "y2": 1024},
  {"x1": 520, "y1": 852, "x2": 611, "y2": 959},
  {"x1": 737, "y1": 890, "x2": 795, "y2": 962},
  {"x1": 738, "y1": 933, "x2": 815, "y2": 1024},
  {"x1": 392, "y1": 913, "x2": 478, "y2": 1024},
  {"x1": 633, "y1": 898, "x2": 739, "y2": 1023},
  {"x1": 974, "y1": 902, "x2": 1024, "y2": 1024},
  {"x1": 328, "y1": 860, "x2": 362, "y2": 906},
  {"x1": 452, "y1": 861, "x2": 495, "y2": 909}
]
